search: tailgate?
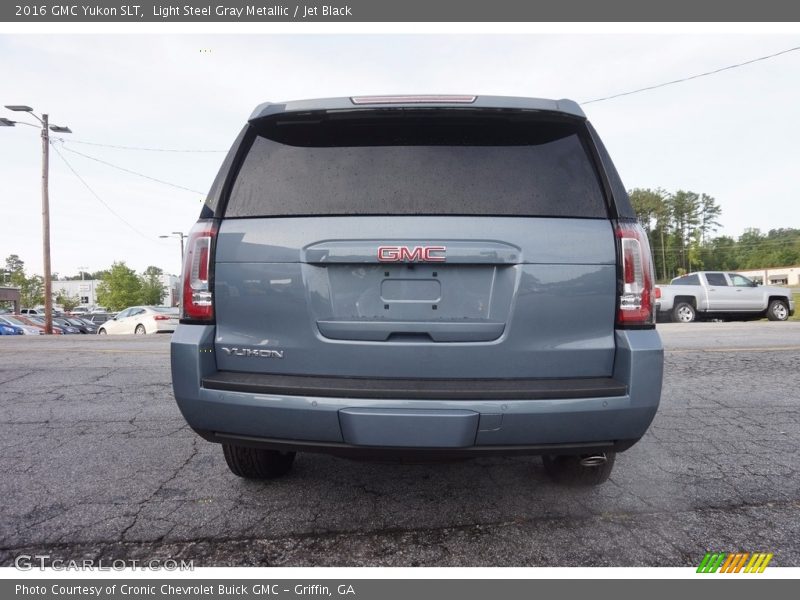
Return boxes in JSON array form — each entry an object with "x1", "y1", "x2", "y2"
[{"x1": 213, "y1": 216, "x2": 617, "y2": 379}]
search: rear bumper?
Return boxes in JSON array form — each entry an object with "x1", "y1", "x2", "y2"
[{"x1": 171, "y1": 326, "x2": 663, "y2": 455}]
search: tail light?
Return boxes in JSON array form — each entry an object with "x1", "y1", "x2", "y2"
[
  {"x1": 181, "y1": 219, "x2": 218, "y2": 322},
  {"x1": 616, "y1": 221, "x2": 655, "y2": 328},
  {"x1": 153, "y1": 315, "x2": 170, "y2": 321},
  {"x1": 654, "y1": 287, "x2": 662, "y2": 300}
]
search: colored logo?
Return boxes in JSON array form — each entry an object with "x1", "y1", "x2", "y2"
[{"x1": 697, "y1": 552, "x2": 773, "y2": 573}]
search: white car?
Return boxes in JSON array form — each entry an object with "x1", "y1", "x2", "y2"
[{"x1": 97, "y1": 306, "x2": 179, "y2": 335}]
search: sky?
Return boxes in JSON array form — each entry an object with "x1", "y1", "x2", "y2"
[{"x1": 2, "y1": 33, "x2": 799, "y2": 277}]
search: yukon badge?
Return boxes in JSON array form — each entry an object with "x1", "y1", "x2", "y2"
[
  {"x1": 377, "y1": 245, "x2": 446, "y2": 262},
  {"x1": 221, "y1": 347, "x2": 284, "y2": 359}
]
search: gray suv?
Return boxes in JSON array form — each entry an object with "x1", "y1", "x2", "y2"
[{"x1": 171, "y1": 95, "x2": 663, "y2": 486}]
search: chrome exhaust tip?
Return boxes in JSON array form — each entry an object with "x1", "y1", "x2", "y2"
[{"x1": 579, "y1": 454, "x2": 607, "y2": 467}]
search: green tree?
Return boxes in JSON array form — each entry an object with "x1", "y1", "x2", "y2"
[
  {"x1": 629, "y1": 188, "x2": 671, "y2": 281},
  {"x1": 4, "y1": 254, "x2": 44, "y2": 307},
  {"x1": 5, "y1": 254, "x2": 25, "y2": 276},
  {"x1": 55, "y1": 289, "x2": 81, "y2": 312},
  {"x1": 737, "y1": 228, "x2": 766, "y2": 269},
  {"x1": 19, "y1": 275, "x2": 44, "y2": 308},
  {"x1": 139, "y1": 266, "x2": 166, "y2": 306},
  {"x1": 96, "y1": 262, "x2": 143, "y2": 311},
  {"x1": 698, "y1": 194, "x2": 722, "y2": 245},
  {"x1": 702, "y1": 235, "x2": 738, "y2": 271},
  {"x1": 668, "y1": 190, "x2": 702, "y2": 273}
]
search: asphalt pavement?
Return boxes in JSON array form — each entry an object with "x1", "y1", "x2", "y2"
[{"x1": 0, "y1": 322, "x2": 798, "y2": 567}]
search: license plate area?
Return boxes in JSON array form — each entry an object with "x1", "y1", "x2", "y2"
[{"x1": 318, "y1": 263, "x2": 506, "y2": 321}]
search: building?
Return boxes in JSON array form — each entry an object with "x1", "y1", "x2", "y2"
[
  {"x1": 0, "y1": 286, "x2": 21, "y2": 313},
  {"x1": 737, "y1": 266, "x2": 800, "y2": 287},
  {"x1": 51, "y1": 274, "x2": 180, "y2": 308}
]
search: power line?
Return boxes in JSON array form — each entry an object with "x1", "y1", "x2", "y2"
[
  {"x1": 53, "y1": 141, "x2": 207, "y2": 196},
  {"x1": 59, "y1": 138, "x2": 226, "y2": 153},
  {"x1": 582, "y1": 44, "x2": 800, "y2": 104},
  {"x1": 50, "y1": 142, "x2": 164, "y2": 243}
]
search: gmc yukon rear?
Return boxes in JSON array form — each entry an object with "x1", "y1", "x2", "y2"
[{"x1": 171, "y1": 95, "x2": 664, "y2": 486}]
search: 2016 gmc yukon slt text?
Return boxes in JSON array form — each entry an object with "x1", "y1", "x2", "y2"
[{"x1": 170, "y1": 95, "x2": 664, "y2": 486}]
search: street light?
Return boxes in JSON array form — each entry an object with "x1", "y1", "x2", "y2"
[
  {"x1": 3, "y1": 105, "x2": 72, "y2": 334},
  {"x1": 159, "y1": 232, "x2": 187, "y2": 264}
]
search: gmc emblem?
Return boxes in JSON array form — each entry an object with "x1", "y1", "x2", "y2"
[{"x1": 377, "y1": 245, "x2": 446, "y2": 262}]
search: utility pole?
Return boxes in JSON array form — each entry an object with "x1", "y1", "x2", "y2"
[
  {"x1": 2, "y1": 105, "x2": 71, "y2": 334},
  {"x1": 41, "y1": 114, "x2": 53, "y2": 334}
]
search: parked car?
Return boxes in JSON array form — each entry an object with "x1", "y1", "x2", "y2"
[
  {"x1": 0, "y1": 315, "x2": 44, "y2": 335},
  {"x1": 69, "y1": 307, "x2": 90, "y2": 316},
  {"x1": 55, "y1": 317, "x2": 98, "y2": 334},
  {"x1": 72, "y1": 317, "x2": 100, "y2": 333},
  {"x1": 0, "y1": 323, "x2": 24, "y2": 335},
  {"x1": 20, "y1": 308, "x2": 43, "y2": 316},
  {"x1": 655, "y1": 272, "x2": 795, "y2": 323},
  {"x1": 25, "y1": 315, "x2": 80, "y2": 334},
  {"x1": 98, "y1": 306, "x2": 179, "y2": 335},
  {"x1": 8, "y1": 314, "x2": 63, "y2": 334},
  {"x1": 81, "y1": 313, "x2": 114, "y2": 325},
  {"x1": 170, "y1": 95, "x2": 664, "y2": 485}
]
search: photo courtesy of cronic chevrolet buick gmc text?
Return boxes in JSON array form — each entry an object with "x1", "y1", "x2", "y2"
[{"x1": 170, "y1": 95, "x2": 664, "y2": 486}]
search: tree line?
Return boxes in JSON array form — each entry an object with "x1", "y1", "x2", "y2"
[
  {"x1": 2, "y1": 255, "x2": 166, "y2": 311},
  {"x1": 629, "y1": 189, "x2": 800, "y2": 282}
]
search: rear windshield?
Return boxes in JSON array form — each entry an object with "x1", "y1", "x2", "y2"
[{"x1": 224, "y1": 111, "x2": 607, "y2": 218}]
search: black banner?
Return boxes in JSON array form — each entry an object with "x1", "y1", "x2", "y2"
[{"x1": 2, "y1": 0, "x2": 800, "y2": 22}]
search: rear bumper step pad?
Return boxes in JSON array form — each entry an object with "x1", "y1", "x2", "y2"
[{"x1": 202, "y1": 372, "x2": 627, "y2": 400}]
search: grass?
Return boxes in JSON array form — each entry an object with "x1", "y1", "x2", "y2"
[{"x1": 791, "y1": 290, "x2": 800, "y2": 321}]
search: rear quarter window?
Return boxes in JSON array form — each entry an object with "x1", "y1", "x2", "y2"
[
  {"x1": 672, "y1": 274, "x2": 700, "y2": 285},
  {"x1": 224, "y1": 111, "x2": 608, "y2": 219}
]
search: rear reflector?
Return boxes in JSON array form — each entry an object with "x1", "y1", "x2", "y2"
[
  {"x1": 616, "y1": 221, "x2": 655, "y2": 328},
  {"x1": 350, "y1": 95, "x2": 477, "y2": 105},
  {"x1": 181, "y1": 220, "x2": 218, "y2": 322}
]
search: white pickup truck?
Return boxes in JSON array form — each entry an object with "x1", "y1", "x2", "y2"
[{"x1": 655, "y1": 271, "x2": 795, "y2": 323}]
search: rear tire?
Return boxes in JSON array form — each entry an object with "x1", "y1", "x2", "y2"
[
  {"x1": 542, "y1": 452, "x2": 616, "y2": 486},
  {"x1": 135, "y1": 324, "x2": 146, "y2": 335},
  {"x1": 766, "y1": 299, "x2": 789, "y2": 321},
  {"x1": 672, "y1": 301, "x2": 696, "y2": 323},
  {"x1": 222, "y1": 444, "x2": 296, "y2": 479}
]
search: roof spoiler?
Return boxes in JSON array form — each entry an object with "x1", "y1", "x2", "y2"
[{"x1": 248, "y1": 95, "x2": 586, "y2": 122}]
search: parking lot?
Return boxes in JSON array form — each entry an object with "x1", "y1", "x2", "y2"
[{"x1": 1, "y1": 322, "x2": 798, "y2": 567}]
